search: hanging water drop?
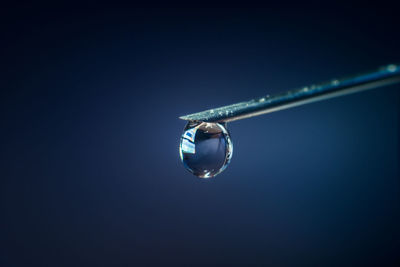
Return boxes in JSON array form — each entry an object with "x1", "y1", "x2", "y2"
[{"x1": 179, "y1": 121, "x2": 233, "y2": 178}]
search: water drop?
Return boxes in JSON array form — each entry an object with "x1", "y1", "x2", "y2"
[
  {"x1": 387, "y1": 64, "x2": 397, "y2": 72},
  {"x1": 179, "y1": 121, "x2": 233, "y2": 178},
  {"x1": 331, "y1": 79, "x2": 339, "y2": 85}
]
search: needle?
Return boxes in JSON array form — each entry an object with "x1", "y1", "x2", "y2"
[{"x1": 179, "y1": 64, "x2": 400, "y2": 123}]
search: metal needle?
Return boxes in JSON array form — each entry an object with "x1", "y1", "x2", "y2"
[{"x1": 179, "y1": 64, "x2": 400, "y2": 123}]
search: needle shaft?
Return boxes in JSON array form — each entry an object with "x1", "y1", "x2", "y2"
[{"x1": 179, "y1": 64, "x2": 400, "y2": 123}]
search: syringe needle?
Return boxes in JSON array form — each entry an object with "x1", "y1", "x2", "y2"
[{"x1": 179, "y1": 64, "x2": 400, "y2": 123}]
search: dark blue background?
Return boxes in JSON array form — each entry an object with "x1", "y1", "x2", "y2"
[{"x1": 1, "y1": 5, "x2": 399, "y2": 266}]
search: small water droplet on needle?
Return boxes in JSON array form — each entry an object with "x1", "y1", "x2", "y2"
[{"x1": 179, "y1": 121, "x2": 233, "y2": 178}]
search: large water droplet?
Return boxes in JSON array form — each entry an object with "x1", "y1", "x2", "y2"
[{"x1": 179, "y1": 121, "x2": 233, "y2": 178}]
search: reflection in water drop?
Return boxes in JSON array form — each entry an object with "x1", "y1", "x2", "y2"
[{"x1": 179, "y1": 121, "x2": 233, "y2": 178}]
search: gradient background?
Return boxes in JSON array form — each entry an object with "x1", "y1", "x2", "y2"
[{"x1": 1, "y1": 5, "x2": 400, "y2": 266}]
